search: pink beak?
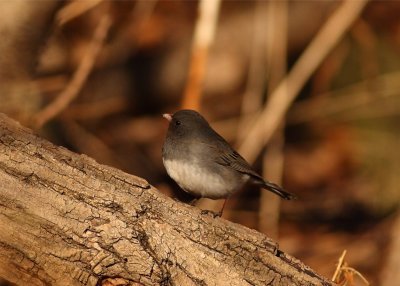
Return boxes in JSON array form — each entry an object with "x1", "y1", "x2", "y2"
[{"x1": 163, "y1": 113, "x2": 172, "y2": 122}]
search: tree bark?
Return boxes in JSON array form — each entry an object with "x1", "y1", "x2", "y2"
[{"x1": 0, "y1": 113, "x2": 332, "y2": 286}]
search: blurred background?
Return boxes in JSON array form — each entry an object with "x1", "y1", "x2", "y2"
[{"x1": 0, "y1": 0, "x2": 399, "y2": 285}]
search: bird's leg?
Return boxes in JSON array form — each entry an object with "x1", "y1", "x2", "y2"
[
  {"x1": 200, "y1": 198, "x2": 228, "y2": 218},
  {"x1": 217, "y1": 198, "x2": 228, "y2": 217},
  {"x1": 188, "y1": 198, "x2": 199, "y2": 206}
]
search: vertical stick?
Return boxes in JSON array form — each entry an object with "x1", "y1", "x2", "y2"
[
  {"x1": 259, "y1": 0, "x2": 288, "y2": 238},
  {"x1": 238, "y1": 0, "x2": 368, "y2": 163},
  {"x1": 181, "y1": 0, "x2": 222, "y2": 110}
]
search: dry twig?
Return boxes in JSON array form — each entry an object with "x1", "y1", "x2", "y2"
[
  {"x1": 33, "y1": 14, "x2": 111, "y2": 129},
  {"x1": 332, "y1": 250, "x2": 370, "y2": 286},
  {"x1": 60, "y1": 119, "x2": 122, "y2": 169},
  {"x1": 332, "y1": 250, "x2": 347, "y2": 282},
  {"x1": 181, "y1": 0, "x2": 221, "y2": 110},
  {"x1": 238, "y1": 0, "x2": 368, "y2": 163},
  {"x1": 288, "y1": 71, "x2": 400, "y2": 124},
  {"x1": 237, "y1": 1, "x2": 268, "y2": 137},
  {"x1": 259, "y1": 0, "x2": 288, "y2": 238},
  {"x1": 57, "y1": 0, "x2": 103, "y2": 26}
]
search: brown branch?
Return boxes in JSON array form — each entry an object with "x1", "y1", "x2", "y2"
[
  {"x1": 59, "y1": 118, "x2": 122, "y2": 169},
  {"x1": 56, "y1": 0, "x2": 103, "y2": 26},
  {"x1": 0, "y1": 1, "x2": 61, "y2": 124},
  {"x1": 181, "y1": 0, "x2": 221, "y2": 110},
  {"x1": 332, "y1": 250, "x2": 347, "y2": 282},
  {"x1": 0, "y1": 113, "x2": 332, "y2": 286},
  {"x1": 288, "y1": 71, "x2": 400, "y2": 124},
  {"x1": 32, "y1": 14, "x2": 111, "y2": 129},
  {"x1": 332, "y1": 250, "x2": 370, "y2": 285},
  {"x1": 258, "y1": 0, "x2": 288, "y2": 238},
  {"x1": 238, "y1": 0, "x2": 368, "y2": 164}
]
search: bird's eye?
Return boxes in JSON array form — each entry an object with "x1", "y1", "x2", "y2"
[{"x1": 175, "y1": 120, "x2": 181, "y2": 126}]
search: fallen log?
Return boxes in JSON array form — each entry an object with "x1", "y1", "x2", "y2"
[{"x1": 0, "y1": 113, "x2": 332, "y2": 286}]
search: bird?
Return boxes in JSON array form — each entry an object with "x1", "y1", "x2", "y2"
[{"x1": 162, "y1": 109, "x2": 296, "y2": 217}]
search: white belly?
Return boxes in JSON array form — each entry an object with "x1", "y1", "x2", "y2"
[{"x1": 163, "y1": 158, "x2": 238, "y2": 199}]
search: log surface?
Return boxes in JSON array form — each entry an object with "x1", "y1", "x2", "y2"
[{"x1": 0, "y1": 113, "x2": 332, "y2": 286}]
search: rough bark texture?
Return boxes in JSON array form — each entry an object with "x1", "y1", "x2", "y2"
[{"x1": 0, "y1": 113, "x2": 332, "y2": 286}]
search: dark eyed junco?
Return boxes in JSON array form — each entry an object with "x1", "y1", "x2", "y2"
[{"x1": 162, "y1": 109, "x2": 296, "y2": 216}]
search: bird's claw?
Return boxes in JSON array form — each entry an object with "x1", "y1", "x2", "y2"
[{"x1": 200, "y1": 209, "x2": 222, "y2": 218}]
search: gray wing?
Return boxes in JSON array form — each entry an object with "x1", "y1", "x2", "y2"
[
  {"x1": 215, "y1": 148, "x2": 263, "y2": 180},
  {"x1": 197, "y1": 135, "x2": 297, "y2": 200},
  {"x1": 195, "y1": 128, "x2": 263, "y2": 180},
  {"x1": 212, "y1": 143, "x2": 297, "y2": 200}
]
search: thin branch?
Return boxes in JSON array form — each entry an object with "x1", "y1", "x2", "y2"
[
  {"x1": 238, "y1": 0, "x2": 369, "y2": 163},
  {"x1": 33, "y1": 14, "x2": 111, "y2": 129},
  {"x1": 236, "y1": 0, "x2": 267, "y2": 143},
  {"x1": 332, "y1": 250, "x2": 347, "y2": 282},
  {"x1": 259, "y1": 0, "x2": 288, "y2": 238},
  {"x1": 62, "y1": 96, "x2": 129, "y2": 120},
  {"x1": 60, "y1": 118, "x2": 122, "y2": 169},
  {"x1": 332, "y1": 250, "x2": 370, "y2": 286},
  {"x1": 56, "y1": 0, "x2": 103, "y2": 26},
  {"x1": 181, "y1": 0, "x2": 221, "y2": 110},
  {"x1": 288, "y1": 71, "x2": 400, "y2": 124},
  {"x1": 341, "y1": 267, "x2": 370, "y2": 285}
]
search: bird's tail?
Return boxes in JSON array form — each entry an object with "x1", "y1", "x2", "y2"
[{"x1": 261, "y1": 181, "x2": 297, "y2": 200}]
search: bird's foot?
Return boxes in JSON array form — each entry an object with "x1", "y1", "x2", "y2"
[
  {"x1": 273, "y1": 243, "x2": 283, "y2": 257},
  {"x1": 275, "y1": 248, "x2": 284, "y2": 257},
  {"x1": 200, "y1": 209, "x2": 222, "y2": 218}
]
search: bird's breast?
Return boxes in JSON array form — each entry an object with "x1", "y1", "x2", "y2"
[{"x1": 163, "y1": 158, "x2": 244, "y2": 199}]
